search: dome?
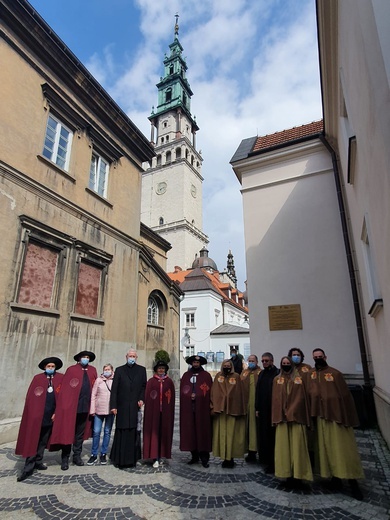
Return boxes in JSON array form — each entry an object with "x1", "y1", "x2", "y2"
[{"x1": 192, "y1": 247, "x2": 218, "y2": 271}]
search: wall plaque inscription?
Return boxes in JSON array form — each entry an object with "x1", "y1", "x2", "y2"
[{"x1": 268, "y1": 304, "x2": 302, "y2": 331}]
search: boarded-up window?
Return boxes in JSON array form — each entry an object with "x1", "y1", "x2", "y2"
[
  {"x1": 18, "y1": 242, "x2": 58, "y2": 308},
  {"x1": 75, "y1": 261, "x2": 102, "y2": 318}
]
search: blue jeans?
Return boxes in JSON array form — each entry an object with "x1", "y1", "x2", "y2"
[{"x1": 91, "y1": 414, "x2": 114, "y2": 456}]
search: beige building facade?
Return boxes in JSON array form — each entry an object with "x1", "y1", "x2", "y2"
[{"x1": 0, "y1": 0, "x2": 181, "y2": 443}]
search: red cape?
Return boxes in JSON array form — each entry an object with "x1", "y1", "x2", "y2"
[
  {"x1": 15, "y1": 372, "x2": 63, "y2": 458},
  {"x1": 143, "y1": 375, "x2": 175, "y2": 459},
  {"x1": 50, "y1": 363, "x2": 97, "y2": 447},
  {"x1": 180, "y1": 368, "x2": 212, "y2": 452}
]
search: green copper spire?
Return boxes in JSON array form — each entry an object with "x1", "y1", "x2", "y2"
[{"x1": 149, "y1": 15, "x2": 198, "y2": 130}]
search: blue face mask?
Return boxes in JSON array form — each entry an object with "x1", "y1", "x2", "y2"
[
  {"x1": 248, "y1": 362, "x2": 256, "y2": 370},
  {"x1": 292, "y1": 355, "x2": 301, "y2": 364},
  {"x1": 127, "y1": 358, "x2": 136, "y2": 365},
  {"x1": 231, "y1": 353, "x2": 236, "y2": 358},
  {"x1": 45, "y1": 368, "x2": 55, "y2": 375},
  {"x1": 80, "y1": 358, "x2": 89, "y2": 366},
  {"x1": 103, "y1": 371, "x2": 112, "y2": 378}
]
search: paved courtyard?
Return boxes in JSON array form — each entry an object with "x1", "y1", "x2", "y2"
[{"x1": 1, "y1": 406, "x2": 389, "y2": 520}]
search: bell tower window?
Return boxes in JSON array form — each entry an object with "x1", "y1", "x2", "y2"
[
  {"x1": 165, "y1": 88, "x2": 172, "y2": 102},
  {"x1": 169, "y1": 64, "x2": 174, "y2": 75}
]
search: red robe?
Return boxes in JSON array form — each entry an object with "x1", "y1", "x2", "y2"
[
  {"x1": 16, "y1": 372, "x2": 63, "y2": 458},
  {"x1": 143, "y1": 374, "x2": 175, "y2": 459},
  {"x1": 50, "y1": 363, "x2": 97, "y2": 447},
  {"x1": 180, "y1": 368, "x2": 212, "y2": 452}
]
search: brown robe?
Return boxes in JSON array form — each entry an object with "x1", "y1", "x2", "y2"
[
  {"x1": 272, "y1": 369, "x2": 310, "y2": 426},
  {"x1": 211, "y1": 371, "x2": 246, "y2": 416},
  {"x1": 308, "y1": 365, "x2": 359, "y2": 427},
  {"x1": 241, "y1": 367, "x2": 261, "y2": 407}
]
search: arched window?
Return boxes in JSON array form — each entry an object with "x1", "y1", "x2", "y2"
[
  {"x1": 169, "y1": 64, "x2": 174, "y2": 75},
  {"x1": 166, "y1": 151, "x2": 171, "y2": 163},
  {"x1": 159, "y1": 217, "x2": 164, "y2": 225},
  {"x1": 165, "y1": 89, "x2": 172, "y2": 102},
  {"x1": 157, "y1": 155, "x2": 162, "y2": 166},
  {"x1": 147, "y1": 296, "x2": 159, "y2": 325},
  {"x1": 176, "y1": 147, "x2": 181, "y2": 159}
]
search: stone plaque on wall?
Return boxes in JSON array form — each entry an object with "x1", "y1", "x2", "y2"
[{"x1": 268, "y1": 304, "x2": 302, "y2": 331}]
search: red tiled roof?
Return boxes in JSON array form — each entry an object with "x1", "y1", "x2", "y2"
[{"x1": 252, "y1": 120, "x2": 323, "y2": 153}]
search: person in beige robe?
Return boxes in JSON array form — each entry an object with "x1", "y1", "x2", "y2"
[
  {"x1": 211, "y1": 359, "x2": 246, "y2": 468},
  {"x1": 241, "y1": 354, "x2": 261, "y2": 463}
]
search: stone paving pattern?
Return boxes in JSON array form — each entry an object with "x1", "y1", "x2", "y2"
[{"x1": 0, "y1": 403, "x2": 389, "y2": 519}]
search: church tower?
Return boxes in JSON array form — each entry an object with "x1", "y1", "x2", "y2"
[{"x1": 141, "y1": 16, "x2": 208, "y2": 272}]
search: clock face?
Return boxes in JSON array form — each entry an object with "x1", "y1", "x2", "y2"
[
  {"x1": 156, "y1": 182, "x2": 167, "y2": 195},
  {"x1": 191, "y1": 184, "x2": 197, "y2": 198}
]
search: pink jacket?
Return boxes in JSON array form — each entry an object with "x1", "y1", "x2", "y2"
[{"x1": 90, "y1": 374, "x2": 114, "y2": 415}]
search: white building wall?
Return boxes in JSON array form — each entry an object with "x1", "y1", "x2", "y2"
[{"x1": 238, "y1": 140, "x2": 362, "y2": 376}]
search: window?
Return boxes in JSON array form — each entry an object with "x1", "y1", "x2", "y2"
[
  {"x1": 361, "y1": 217, "x2": 383, "y2": 317},
  {"x1": 89, "y1": 152, "x2": 109, "y2": 197},
  {"x1": 73, "y1": 247, "x2": 111, "y2": 320},
  {"x1": 147, "y1": 296, "x2": 159, "y2": 325},
  {"x1": 165, "y1": 89, "x2": 172, "y2": 103},
  {"x1": 166, "y1": 151, "x2": 171, "y2": 163},
  {"x1": 176, "y1": 147, "x2": 181, "y2": 159},
  {"x1": 18, "y1": 241, "x2": 60, "y2": 309},
  {"x1": 13, "y1": 216, "x2": 71, "y2": 313},
  {"x1": 169, "y1": 64, "x2": 174, "y2": 75},
  {"x1": 42, "y1": 115, "x2": 73, "y2": 170},
  {"x1": 159, "y1": 217, "x2": 164, "y2": 225},
  {"x1": 185, "y1": 312, "x2": 195, "y2": 327}
]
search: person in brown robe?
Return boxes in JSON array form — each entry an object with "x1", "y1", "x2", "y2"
[
  {"x1": 211, "y1": 359, "x2": 246, "y2": 468},
  {"x1": 272, "y1": 356, "x2": 313, "y2": 486},
  {"x1": 50, "y1": 350, "x2": 97, "y2": 470},
  {"x1": 241, "y1": 354, "x2": 261, "y2": 463},
  {"x1": 180, "y1": 355, "x2": 212, "y2": 468},
  {"x1": 143, "y1": 361, "x2": 175, "y2": 468},
  {"x1": 287, "y1": 348, "x2": 312, "y2": 378},
  {"x1": 16, "y1": 357, "x2": 64, "y2": 482},
  {"x1": 308, "y1": 348, "x2": 364, "y2": 500}
]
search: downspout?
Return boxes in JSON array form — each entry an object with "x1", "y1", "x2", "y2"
[{"x1": 319, "y1": 134, "x2": 371, "y2": 387}]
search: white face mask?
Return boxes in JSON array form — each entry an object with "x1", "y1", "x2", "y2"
[{"x1": 127, "y1": 357, "x2": 136, "y2": 365}]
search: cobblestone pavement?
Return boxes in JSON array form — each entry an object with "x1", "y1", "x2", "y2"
[{"x1": 1, "y1": 406, "x2": 389, "y2": 520}]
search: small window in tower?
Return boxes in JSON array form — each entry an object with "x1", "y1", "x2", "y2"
[
  {"x1": 166, "y1": 136, "x2": 169, "y2": 142},
  {"x1": 157, "y1": 155, "x2": 162, "y2": 166},
  {"x1": 161, "y1": 137, "x2": 164, "y2": 144},
  {"x1": 165, "y1": 88, "x2": 172, "y2": 102},
  {"x1": 176, "y1": 147, "x2": 181, "y2": 159},
  {"x1": 169, "y1": 64, "x2": 174, "y2": 75},
  {"x1": 183, "y1": 93, "x2": 187, "y2": 105},
  {"x1": 166, "y1": 151, "x2": 171, "y2": 163},
  {"x1": 163, "y1": 122, "x2": 167, "y2": 128},
  {"x1": 159, "y1": 217, "x2": 164, "y2": 225}
]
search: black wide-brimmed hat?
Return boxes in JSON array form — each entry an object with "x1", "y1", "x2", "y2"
[
  {"x1": 186, "y1": 355, "x2": 207, "y2": 365},
  {"x1": 38, "y1": 357, "x2": 63, "y2": 371},
  {"x1": 74, "y1": 350, "x2": 96, "y2": 362},
  {"x1": 154, "y1": 360, "x2": 169, "y2": 372}
]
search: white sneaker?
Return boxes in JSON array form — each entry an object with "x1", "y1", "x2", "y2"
[{"x1": 152, "y1": 460, "x2": 159, "y2": 469}]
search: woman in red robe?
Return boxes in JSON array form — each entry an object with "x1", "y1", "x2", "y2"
[{"x1": 143, "y1": 361, "x2": 175, "y2": 468}]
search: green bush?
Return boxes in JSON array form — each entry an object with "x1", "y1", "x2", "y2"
[{"x1": 154, "y1": 349, "x2": 170, "y2": 364}]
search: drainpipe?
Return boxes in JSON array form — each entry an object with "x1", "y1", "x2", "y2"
[{"x1": 319, "y1": 135, "x2": 371, "y2": 387}]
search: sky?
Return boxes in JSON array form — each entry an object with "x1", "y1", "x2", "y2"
[{"x1": 27, "y1": 0, "x2": 322, "y2": 289}]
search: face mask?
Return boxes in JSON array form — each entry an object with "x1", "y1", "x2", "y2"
[
  {"x1": 291, "y1": 355, "x2": 301, "y2": 364},
  {"x1": 282, "y1": 365, "x2": 292, "y2": 372},
  {"x1": 45, "y1": 368, "x2": 55, "y2": 375},
  {"x1": 223, "y1": 367, "x2": 231, "y2": 375},
  {"x1": 248, "y1": 362, "x2": 256, "y2": 370},
  {"x1": 315, "y1": 358, "x2": 327, "y2": 369},
  {"x1": 230, "y1": 353, "x2": 236, "y2": 358},
  {"x1": 127, "y1": 358, "x2": 136, "y2": 365},
  {"x1": 80, "y1": 358, "x2": 89, "y2": 366},
  {"x1": 103, "y1": 371, "x2": 112, "y2": 378}
]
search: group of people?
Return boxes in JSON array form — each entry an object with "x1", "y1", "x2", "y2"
[{"x1": 16, "y1": 346, "x2": 364, "y2": 499}]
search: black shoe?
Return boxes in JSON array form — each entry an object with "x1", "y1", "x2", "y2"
[
  {"x1": 187, "y1": 458, "x2": 199, "y2": 465},
  {"x1": 17, "y1": 471, "x2": 33, "y2": 482},
  {"x1": 73, "y1": 457, "x2": 84, "y2": 466},
  {"x1": 264, "y1": 465, "x2": 275, "y2": 474},
  {"x1": 349, "y1": 479, "x2": 363, "y2": 501},
  {"x1": 34, "y1": 463, "x2": 47, "y2": 470},
  {"x1": 61, "y1": 459, "x2": 69, "y2": 471},
  {"x1": 329, "y1": 476, "x2": 343, "y2": 491},
  {"x1": 87, "y1": 455, "x2": 97, "y2": 466},
  {"x1": 245, "y1": 455, "x2": 257, "y2": 463},
  {"x1": 222, "y1": 459, "x2": 235, "y2": 468},
  {"x1": 201, "y1": 461, "x2": 209, "y2": 468},
  {"x1": 100, "y1": 454, "x2": 107, "y2": 465}
]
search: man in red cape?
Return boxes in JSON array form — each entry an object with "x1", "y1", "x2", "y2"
[
  {"x1": 50, "y1": 350, "x2": 97, "y2": 470},
  {"x1": 143, "y1": 360, "x2": 175, "y2": 467},
  {"x1": 16, "y1": 356, "x2": 64, "y2": 481},
  {"x1": 180, "y1": 355, "x2": 212, "y2": 468}
]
